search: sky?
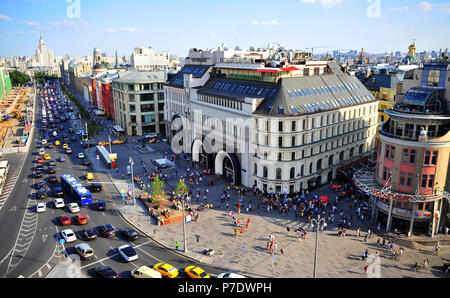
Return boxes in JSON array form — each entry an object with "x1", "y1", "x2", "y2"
[{"x1": 0, "y1": 0, "x2": 449, "y2": 58}]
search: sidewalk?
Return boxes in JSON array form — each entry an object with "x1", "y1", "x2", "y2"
[{"x1": 85, "y1": 145, "x2": 450, "y2": 278}]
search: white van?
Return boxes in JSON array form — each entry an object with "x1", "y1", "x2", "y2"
[{"x1": 131, "y1": 266, "x2": 162, "y2": 278}]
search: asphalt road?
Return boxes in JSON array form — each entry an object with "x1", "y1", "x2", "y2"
[{"x1": 0, "y1": 84, "x2": 229, "y2": 278}]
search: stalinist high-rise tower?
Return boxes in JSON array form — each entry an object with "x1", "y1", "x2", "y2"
[{"x1": 33, "y1": 33, "x2": 55, "y2": 67}]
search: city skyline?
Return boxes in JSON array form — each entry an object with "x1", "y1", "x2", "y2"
[{"x1": 0, "y1": 0, "x2": 449, "y2": 58}]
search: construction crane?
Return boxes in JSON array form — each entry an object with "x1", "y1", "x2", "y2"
[{"x1": 305, "y1": 46, "x2": 336, "y2": 57}]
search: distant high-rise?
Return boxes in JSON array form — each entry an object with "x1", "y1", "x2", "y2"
[{"x1": 33, "y1": 33, "x2": 55, "y2": 67}]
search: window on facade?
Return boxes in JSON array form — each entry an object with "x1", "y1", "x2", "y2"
[
  {"x1": 290, "y1": 167, "x2": 295, "y2": 179},
  {"x1": 383, "y1": 167, "x2": 388, "y2": 180},
  {"x1": 407, "y1": 174, "x2": 413, "y2": 187},
  {"x1": 276, "y1": 168, "x2": 282, "y2": 180},
  {"x1": 279, "y1": 121, "x2": 283, "y2": 132},
  {"x1": 291, "y1": 152, "x2": 296, "y2": 161},
  {"x1": 278, "y1": 153, "x2": 282, "y2": 161},
  {"x1": 263, "y1": 166, "x2": 268, "y2": 178},
  {"x1": 410, "y1": 150, "x2": 416, "y2": 164},
  {"x1": 431, "y1": 152, "x2": 438, "y2": 165},
  {"x1": 349, "y1": 148, "x2": 354, "y2": 158},
  {"x1": 399, "y1": 172, "x2": 406, "y2": 186},
  {"x1": 278, "y1": 137, "x2": 283, "y2": 148},
  {"x1": 309, "y1": 162, "x2": 313, "y2": 174},
  {"x1": 424, "y1": 151, "x2": 431, "y2": 165},
  {"x1": 428, "y1": 175, "x2": 435, "y2": 188},
  {"x1": 402, "y1": 149, "x2": 409, "y2": 163},
  {"x1": 292, "y1": 136, "x2": 296, "y2": 147},
  {"x1": 421, "y1": 175, "x2": 428, "y2": 188},
  {"x1": 254, "y1": 164, "x2": 257, "y2": 175},
  {"x1": 329, "y1": 155, "x2": 334, "y2": 165},
  {"x1": 317, "y1": 159, "x2": 322, "y2": 170}
]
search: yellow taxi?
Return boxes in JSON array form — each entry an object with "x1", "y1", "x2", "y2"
[
  {"x1": 184, "y1": 266, "x2": 210, "y2": 278},
  {"x1": 55, "y1": 140, "x2": 61, "y2": 146},
  {"x1": 43, "y1": 154, "x2": 51, "y2": 160},
  {"x1": 63, "y1": 143, "x2": 69, "y2": 149},
  {"x1": 153, "y1": 263, "x2": 179, "y2": 278},
  {"x1": 85, "y1": 173, "x2": 94, "y2": 180},
  {"x1": 98, "y1": 141, "x2": 109, "y2": 146},
  {"x1": 112, "y1": 140, "x2": 125, "y2": 145}
]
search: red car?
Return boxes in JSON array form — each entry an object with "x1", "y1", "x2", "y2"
[
  {"x1": 60, "y1": 215, "x2": 71, "y2": 226},
  {"x1": 37, "y1": 157, "x2": 45, "y2": 164},
  {"x1": 76, "y1": 214, "x2": 88, "y2": 225}
]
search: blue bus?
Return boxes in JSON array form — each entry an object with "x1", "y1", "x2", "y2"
[{"x1": 60, "y1": 174, "x2": 93, "y2": 206}]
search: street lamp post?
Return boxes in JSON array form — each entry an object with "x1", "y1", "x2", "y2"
[
  {"x1": 311, "y1": 217, "x2": 327, "y2": 278},
  {"x1": 182, "y1": 194, "x2": 187, "y2": 253},
  {"x1": 108, "y1": 134, "x2": 112, "y2": 154},
  {"x1": 129, "y1": 157, "x2": 135, "y2": 205}
]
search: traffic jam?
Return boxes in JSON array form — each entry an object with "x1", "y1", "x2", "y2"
[{"x1": 33, "y1": 83, "x2": 226, "y2": 279}]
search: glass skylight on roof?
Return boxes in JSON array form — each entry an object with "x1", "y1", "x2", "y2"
[
  {"x1": 313, "y1": 88, "x2": 318, "y2": 95},
  {"x1": 318, "y1": 88, "x2": 323, "y2": 95},
  {"x1": 288, "y1": 91, "x2": 294, "y2": 98},
  {"x1": 322, "y1": 102, "x2": 329, "y2": 109},
  {"x1": 307, "y1": 88, "x2": 313, "y2": 96},
  {"x1": 291, "y1": 106, "x2": 298, "y2": 114},
  {"x1": 267, "y1": 105, "x2": 273, "y2": 113},
  {"x1": 279, "y1": 107, "x2": 285, "y2": 114}
]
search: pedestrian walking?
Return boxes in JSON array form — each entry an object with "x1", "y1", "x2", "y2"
[
  {"x1": 280, "y1": 248, "x2": 284, "y2": 255},
  {"x1": 153, "y1": 229, "x2": 157, "y2": 239},
  {"x1": 175, "y1": 241, "x2": 179, "y2": 251}
]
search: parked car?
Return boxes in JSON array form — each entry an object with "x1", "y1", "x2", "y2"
[{"x1": 74, "y1": 243, "x2": 95, "y2": 260}]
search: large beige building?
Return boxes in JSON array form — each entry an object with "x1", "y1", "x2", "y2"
[{"x1": 165, "y1": 45, "x2": 378, "y2": 194}]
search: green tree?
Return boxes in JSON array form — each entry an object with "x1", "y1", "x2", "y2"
[
  {"x1": 174, "y1": 179, "x2": 189, "y2": 198},
  {"x1": 101, "y1": 61, "x2": 110, "y2": 68},
  {"x1": 9, "y1": 70, "x2": 30, "y2": 86},
  {"x1": 151, "y1": 175, "x2": 165, "y2": 206}
]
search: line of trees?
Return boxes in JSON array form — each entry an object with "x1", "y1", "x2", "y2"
[{"x1": 9, "y1": 70, "x2": 30, "y2": 87}]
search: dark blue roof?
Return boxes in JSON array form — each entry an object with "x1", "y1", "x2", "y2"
[
  {"x1": 198, "y1": 78, "x2": 277, "y2": 100},
  {"x1": 167, "y1": 64, "x2": 211, "y2": 86}
]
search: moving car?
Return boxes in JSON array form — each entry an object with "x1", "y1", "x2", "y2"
[
  {"x1": 82, "y1": 159, "x2": 91, "y2": 166},
  {"x1": 35, "y1": 181, "x2": 46, "y2": 190},
  {"x1": 74, "y1": 243, "x2": 95, "y2": 260},
  {"x1": 58, "y1": 156, "x2": 66, "y2": 162},
  {"x1": 121, "y1": 228, "x2": 140, "y2": 241},
  {"x1": 37, "y1": 157, "x2": 44, "y2": 164},
  {"x1": 184, "y1": 266, "x2": 210, "y2": 278},
  {"x1": 61, "y1": 229, "x2": 77, "y2": 243},
  {"x1": 131, "y1": 266, "x2": 162, "y2": 278},
  {"x1": 68, "y1": 203, "x2": 80, "y2": 213},
  {"x1": 75, "y1": 214, "x2": 88, "y2": 225},
  {"x1": 47, "y1": 166, "x2": 56, "y2": 174},
  {"x1": 39, "y1": 148, "x2": 45, "y2": 156},
  {"x1": 53, "y1": 187, "x2": 64, "y2": 198},
  {"x1": 60, "y1": 214, "x2": 71, "y2": 226},
  {"x1": 217, "y1": 272, "x2": 247, "y2": 278},
  {"x1": 49, "y1": 175, "x2": 58, "y2": 183},
  {"x1": 63, "y1": 143, "x2": 69, "y2": 149},
  {"x1": 95, "y1": 266, "x2": 118, "y2": 278},
  {"x1": 65, "y1": 147, "x2": 73, "y2": 154},
  {"x1": 48, "y1": 159, "x2": 57, "y2": 166},
  {"x1": 82, "y1": 228, "x2": 98, "y2": 241},
  {"x1": 117, "y1": 245, "x2": 138, "y2": 262},
  {"x1": 100, "y1": 224, "x2": 116, "y2": 237},
  {"x1": 35, "y1": 170, "x2": 43, "y2": 178},
  {"x1": 37, "y1": 189, "x2": 48, "y2": 200},
  {"x1": 85, "y1": 172, "x2": 94, "y2": 180},
  {"x1": 43, "y1": 154, "x2": 51, "y2": 160},
  {"x1": 55, "y1": 140, "x2": 60, "y2": 146},
  {"x1": 54, "y1": 198, "x2": 65, "y2": 208},
  {"x1": 90, "y1": 183, "x2": 102, "y2": 192},
  {"x1": 96, "y1": 200, "x2": 106, "y2": 211},
  {"x1": 77, "y1": 153, "x2": 85, "y2": 159},
  {"x1": 153, "y1": 263, "x2": 179, "y2": 278},
  {"x1": 36, "y1": 202, "x2": 46, "y2": 213}
]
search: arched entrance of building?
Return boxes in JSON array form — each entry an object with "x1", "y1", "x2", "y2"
[
  {"x1": 170, "y1": 114, "x2": 183, "y2": 149},
  {"x1": 215, "y1": 151, "x2": 241, "y2": 185},
  {"x1": 191, "y1": 139, "x2": 213, "y2": 170},
  {"x1": 327, "y1": 171, "x2": 333, "y2": 184}
]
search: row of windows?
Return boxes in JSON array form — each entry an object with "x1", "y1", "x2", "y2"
[
  {"x1": 198, "y1": 94, "x2": 243, "y2": 111},
  {"x1": 256, "y1": 105, "x2": 376, "y2": 133},
  {"x1": 383, "y1": 169, "x2": 436, "y2": 190},
  {"x1": 254, "y1": 145, "x2": 365, "y2": 179},
  {"x1": 387, "y1": 145, "x2": 438, "y2": 165}
]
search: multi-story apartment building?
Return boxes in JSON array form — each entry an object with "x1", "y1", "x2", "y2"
[
  {"x1": 165, "y1": 46, "x2": 378, "y2": 194},
  {"x1": 354, "y1": 57, "x2": 450, "y2": 237},
  {"x1": 131, "y1": 47, "x2": 170, "y2": 71},
  {"x1": 112, "y1": 71, "x2": 167, "y2": 136}
]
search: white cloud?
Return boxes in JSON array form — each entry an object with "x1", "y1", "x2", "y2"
[
  {"x1": 251, "y1": 20, "x2": 280, "y2": 26},
  {"x1": 21, "y1": 21, "x2": 41, "y2": 26},
  {"x1": 419, "y1": 2, "x2": 433, "y2": 13},
  {"x1": 300, "y1": 0, "x2": 344, "y2": 8},
  {"x1": 120, "y1": 27, "x2": 136, "y2": 32},
  {"x1": 440, "y1": 4, "x2": 450, "y2": 14},
  {"x1": 390, "y1": 6, "x2": 409, "y2": 12},
  {"x1": 0, "y1": 14, "x2": 12, "y2": 21}
]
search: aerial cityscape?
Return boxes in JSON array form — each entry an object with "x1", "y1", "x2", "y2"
[{"x1": 0, "y1": 0, "x2": 449, "y2": 285}]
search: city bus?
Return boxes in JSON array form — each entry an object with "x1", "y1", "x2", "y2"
[{"x1": 60, "y1": 174, "x2": 93, "y2": 206}]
